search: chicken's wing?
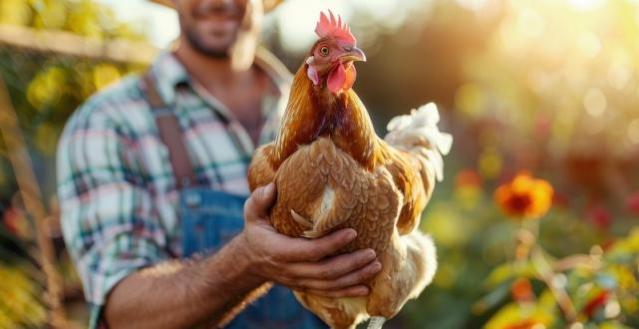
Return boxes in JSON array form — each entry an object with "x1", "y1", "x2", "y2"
[{"x1": 248, "y1": 144, "x2": 277, "y2": 191}]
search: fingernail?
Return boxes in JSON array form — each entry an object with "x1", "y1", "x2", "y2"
[
  {"x1": 266, "y1": 183, "x2": 275, "y2": 193},
  {"x1": 345, "y1": 229, "x2": 357, "y2": 240},
  {"x1": 363, "y1": 249, "x2": 376, "y2": 260},
  {"x1": 372, "y1": 261, "x2": 382, "y2": 272},
  {"x1": 356, "y1": 286, "x2": 370, "y2": 295}
]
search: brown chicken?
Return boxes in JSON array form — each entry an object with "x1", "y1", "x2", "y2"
[{"x1": 248, "y1": 11, "x2": 452, "y2": 329}]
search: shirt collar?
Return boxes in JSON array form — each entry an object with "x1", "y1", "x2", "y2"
[
  {"x1": 147, "y1": 48, "x2": 292, "y2": 106},
  {"x1": 147, "y1": 52, "x2": 190, "y2": 105}
]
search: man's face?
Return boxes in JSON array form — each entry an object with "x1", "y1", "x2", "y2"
[{"x1": 175, "y1": 0, "x2": 249, "y2": 57}]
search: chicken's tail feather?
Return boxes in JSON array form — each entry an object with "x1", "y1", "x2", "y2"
[
  {"x1": 384, "y1": 102, "x2": 453, "y2": 182},
  {"x1": 367, "y1": 316, "x2": 386, "y2": 329}
]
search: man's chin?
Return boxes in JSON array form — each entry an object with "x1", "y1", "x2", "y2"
[
  {"x1": 186, "y1": 31, "x2": 234, "y2": 58},
  {"x1": 194, "y1": 45, "x2": 231, "y2": 59}
]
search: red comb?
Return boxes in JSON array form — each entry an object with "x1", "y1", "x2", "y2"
[{"x1": 315, "y1": 10, "x2": 356, "y2": 44}]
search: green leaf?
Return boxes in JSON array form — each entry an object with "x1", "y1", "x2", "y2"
[
  {"x1": 484, "y1": 261, "x2": 537, "y2": 288},
  {"x1": 473, "y1": 279, "x2": 513, "y2": 314}
]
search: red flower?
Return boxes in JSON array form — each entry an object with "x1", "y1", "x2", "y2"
[
  {"x1": 583, "y1": 290, "x2": 610, "y2": 318},
  {"x1": 551, "y1": 191, "x2": 570, "y2": 208},
  {"x1": 626, "y1": 192, "x2": 639, "y2": 216},
  {"x1": 3, "y1": 207, "x2": 20, "y2": 234},
  {"x1": 587, "y1": 205, "x2": 612, "y2": 231}
]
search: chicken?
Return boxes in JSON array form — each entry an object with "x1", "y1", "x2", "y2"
[{"x1": 248, "y1": 11, "x2": 452, "y2": 329}]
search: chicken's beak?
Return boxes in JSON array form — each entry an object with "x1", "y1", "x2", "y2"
[{"x1": 339, "y1": 47, "x2": 367, "y2": 63}]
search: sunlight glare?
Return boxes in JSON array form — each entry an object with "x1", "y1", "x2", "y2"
[
  {"x1": 274, "y1": 0, "x2": 424, "y2": 54},
  {"x1": 517, "y1": 8, "x2": 545, "y2": 38},
  {"x1": 608, "y1": 63, "x2": 631, "y2": 90},
  {"x1": 583, "y1": 88, "x2": 607, "y2": 117},
  {"x1": 97, "y1": 0, "x2": 178, "y2": 47},
  {"x1": 577, "y1": 32, "x2": 601, "y2": 58},
  {"x1": 628, "y1": 119, "x2": 639, "y2": 144},
  {"x1": 275, "y1": 0, "x2": 352, "y2": 53},
  {"x1": 455, "y1": 0, "x2": 489, "y2": 11},
  {"x1": 568, "y1": 0, "x2": 604, "y2": 11}
]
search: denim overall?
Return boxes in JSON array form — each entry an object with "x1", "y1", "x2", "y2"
[
  {"x1": 143, "y1": 73, "x2": 326, "y2": 329},
  {"x1": 180, "y1": 189, "x2": 326, "y2": 328}
]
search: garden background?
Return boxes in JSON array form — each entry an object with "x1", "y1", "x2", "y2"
[{"x1": 0, "y1": 0, "x2": 637, "y2": 328}]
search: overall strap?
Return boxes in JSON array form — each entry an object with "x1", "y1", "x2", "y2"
[{"x1": 142, "y1": 72, "x2": 196, "y2": 189}]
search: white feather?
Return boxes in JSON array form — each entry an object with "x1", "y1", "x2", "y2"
[{"x1": 384, "y1": 103, "x2": 453, "y2": 181}]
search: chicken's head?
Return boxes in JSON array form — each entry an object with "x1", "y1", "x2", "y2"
[{"x1": 306, "y1": 11, "x2": 366, "y2": 95}]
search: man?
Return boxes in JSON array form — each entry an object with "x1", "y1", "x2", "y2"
[{"x1": 57, "y1": 0, "x2": 382, "y2": 328}]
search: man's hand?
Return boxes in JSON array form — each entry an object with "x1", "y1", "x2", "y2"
[
  {"x1": 239, "y1": 183, "x2": 382, "y2": 297},
  {"x1": 102, "y1": 183, "x2": 379, "y2": 329}
]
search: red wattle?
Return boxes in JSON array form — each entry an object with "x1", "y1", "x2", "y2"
[
  {"x1": 327, "y1": 63, "x2": 346, "y2": 94},
  {"x1": 343, "y1": 64, "x2": 357, "y2": 91}
]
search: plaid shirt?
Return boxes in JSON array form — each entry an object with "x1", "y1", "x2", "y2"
[{"x1": 57, "y1": 49, "x2": 291, "y2": 327}]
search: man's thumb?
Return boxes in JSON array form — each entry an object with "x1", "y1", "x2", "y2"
[
  {"x1": 256, "y1": 182, "x2": 276, "y2": 204},
  {"x1": 246, "y1": 182, "x2": 276, "y2": 219}
]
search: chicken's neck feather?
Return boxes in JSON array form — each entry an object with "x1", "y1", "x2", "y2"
[{"x1": 272, "y1": 64, "x2": 381, "y2": 170}]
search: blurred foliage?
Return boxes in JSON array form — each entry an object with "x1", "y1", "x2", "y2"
[
  {"x1": 336, "y1": 1, "x2": 639, "y2": 327},
  {"x1": 0, "y1": 0, "x2": 147, "y2": 197},
  {"x1": 0, "y1": 263, "x2": 47, "y2": 328},
  {"x1": 0, "y1": 218, "x2": 46, "y2": 328},
  {"x1": 0, "y1": 0, "x2": 146, "y2": 40},
  {"x1": 405, "y1": 170, "x2": 638, "y2": 329},
  {"x1": 0, "y1": 0, "x2": 149, "y2": 326}
]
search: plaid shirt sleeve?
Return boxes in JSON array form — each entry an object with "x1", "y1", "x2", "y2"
[{"x1": 57, "y1": 86, "x2": 170, "y2": 327}]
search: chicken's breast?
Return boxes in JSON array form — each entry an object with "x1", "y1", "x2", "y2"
[{"x1": 271, "y1": 137, "x2": 402, "y2": 255}]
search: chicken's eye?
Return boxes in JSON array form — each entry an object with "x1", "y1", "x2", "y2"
[{"x1": 319, "y1": 46, "x2": 330, "y2": 56}]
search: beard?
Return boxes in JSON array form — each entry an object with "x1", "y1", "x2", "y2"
[{"x1": 184, "y1": 27, "x2": 232, "y2": 58}]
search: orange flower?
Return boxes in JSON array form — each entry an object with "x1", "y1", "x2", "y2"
[
  {"x1": 494, "y1": 172, "x2": 554, "y2": 220},
  {"x1": 511, "y1": 278, "x2": 534, "y2": 303},
  {"x1": 504, "y1": 320, "x2": 545, "y2": 329}
]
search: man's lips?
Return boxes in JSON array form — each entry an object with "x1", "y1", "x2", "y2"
[{"x1": 195, "y1": 12, "x2": 240, "y2": 21}]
